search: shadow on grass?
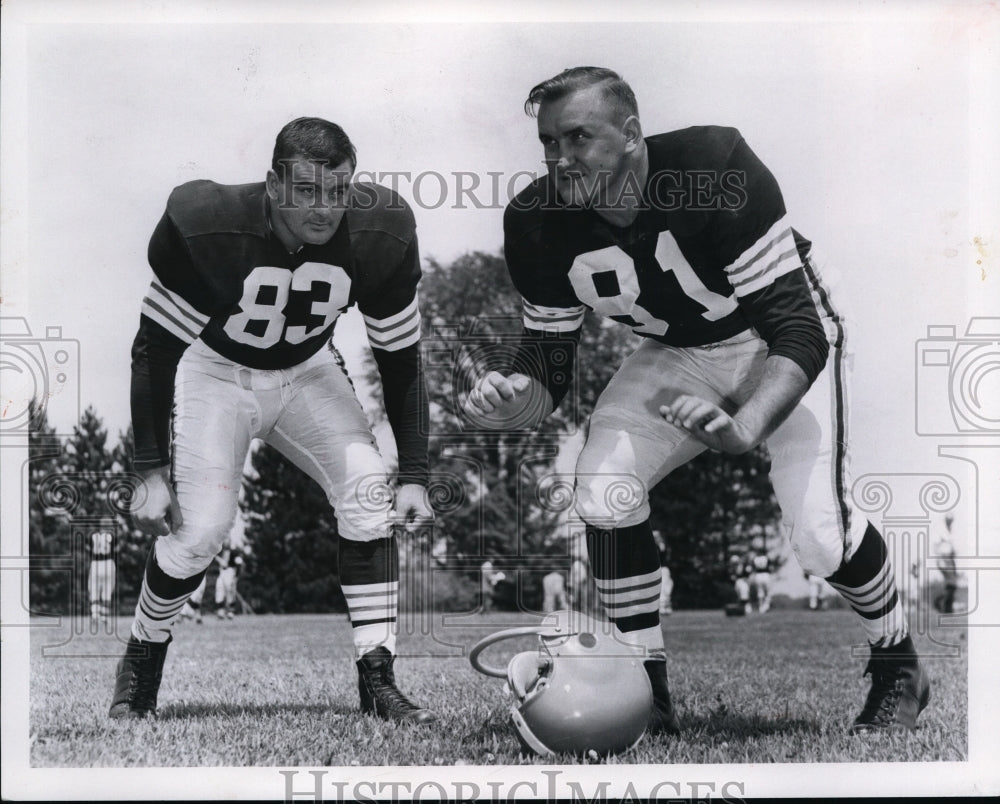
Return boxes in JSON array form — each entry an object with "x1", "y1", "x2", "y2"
[
  {"x1": 676, "y1": 711, "x2": 823, "y2": 740},
  {"x1": 461, "y1": 717, "x2": 516, "y2": 744},
  {"x1": 458, "y1": 706, "x2": 824, "y2": 754},
  {"x1": 156, "y1": 701, "x2": 353, "y2": 720}
]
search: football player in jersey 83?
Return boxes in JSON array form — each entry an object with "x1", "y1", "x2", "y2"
[
  {"x1": 465, "y1": 67, "x2": 929, "y2": 736},
  {"x1": 109, "y1": 117, "x2": 435, "y2": 726}
]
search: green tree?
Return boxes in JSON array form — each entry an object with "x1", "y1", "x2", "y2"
[
  {"x1": 110, "y1": 425, "x2": 153, "y2": 612},
  {"x1": 28, "y1": 399, "x2": 71, "y2": 614}
]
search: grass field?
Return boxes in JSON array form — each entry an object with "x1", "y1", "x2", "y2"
[{"x1": 28, "y1": 608, "x2": 967, "y2": 768}]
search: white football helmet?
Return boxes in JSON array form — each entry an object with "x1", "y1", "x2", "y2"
[{"x1": 469, "y1": 609, "x2": 653, "y2": 756}]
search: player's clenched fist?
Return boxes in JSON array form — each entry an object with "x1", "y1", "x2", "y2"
[
  {"x1": 659, "y1": 394, "x2": 754, "y2": 455},
  {"x1": 392, "y1": 482, "x2": 436, "y2": 531},
  {"x1": 465, "y1": 372, "x2": 531, "y2": 414},
  {"x1": 463, "y1": 371, "x2": 552, "y2": 430},
  {"x1": 132, "y1": 466, "x2": 183, "y2": 536}
]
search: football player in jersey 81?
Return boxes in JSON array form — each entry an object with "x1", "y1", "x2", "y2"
[
  {"x1": 465, "y1": 67, "x2": 929, "y2": 736},
  {"x1": 109, "y1": 117, "x2": 436, "y2": 726}
]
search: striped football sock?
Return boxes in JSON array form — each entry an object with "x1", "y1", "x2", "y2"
[
  {"x1": 586, "y1": 520, "x2": 665, "y2": 659},
  {"x1": 339, "y1": 535, "x2": 399, "y2": 658},
  {"x1": 131, "y1": 547, "x2": 206, "y2": 643},
  {"x1": 826, "y1": 522, "x2": 908, "y2": 647}
]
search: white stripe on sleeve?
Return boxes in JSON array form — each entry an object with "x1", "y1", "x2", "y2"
[
  {"x1": 725, "y1": 217, "x2": 803, "y2": 297},
  {"x1": 522, "y1": 299, "x2": 586, "y2": 333},
  {"x1": 140, "y1": 281, "x2": 209, "y2": 343},
  {"x1": 363, "y1": 296, "x2": 422, "y2": 351}
]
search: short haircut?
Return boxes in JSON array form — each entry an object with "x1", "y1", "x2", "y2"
[
  {"x1": 271, "y1": 117, "x2": 357, "y2": 173},
  {"x1": 524, "y1": 66, "x2": 639, "y2": 123}
]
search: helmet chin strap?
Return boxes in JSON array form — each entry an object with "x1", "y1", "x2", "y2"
[
  {"x1": 506, "y1": 651, "x2": 548, "y2": 699},
  {"x1": 469, "y1": 625, "x2": 554, "y2": 677}
]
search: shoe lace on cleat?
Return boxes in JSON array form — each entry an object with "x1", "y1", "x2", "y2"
[
  {"x1": 869, "y1": 679, "x2": 902, "y2": 725},
  {"x1": 112, "y1": 639, "x2": 170, "y2": 717},
  {"x1": 372, "y1": 676, "x2": 422, "y2": 714},
  {"x1": 357, "y1": 647, "x2": 434, "y2": 723},
  {"x1": 856, "y1": 659, "x2": 906, "y2": 729},
  {"x1": 129, "y1": 663, "x2": 163, "y2": 713}
]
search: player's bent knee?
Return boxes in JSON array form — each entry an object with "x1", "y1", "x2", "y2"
[
  {"x1": 788, "y1": 524, "x2": 845, "y2": 578},
  {"x1": 574, "y1": 481, "x2": 649, "y2": 529},
  {"x1": 337, "y1": 522, "x2": 392, "y2": 542},
  {"x1": 154, "y1": 535, "x2": 224, "y2": 579},
  {"x1": 158, "y1": 515, "x2": 234, "y2": 573},
  {"x1": 336, "y1": 507, "x2": 392, "y2": 542},
  {"x1": 330, "y1": 476, "x2": 393, "y2": 542}
]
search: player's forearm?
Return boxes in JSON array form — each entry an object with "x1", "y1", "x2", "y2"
[
  {"x1": 510, "y1": 328, "x2": 578, "y2": 416},
  {"x1": 764, "y1": 315, "x2": 828, "y2": 386},
  {"x1": 373, "y1": 344, "x2": 429, "y2": 486},
  {"x1": 732, "y1": 354, "x2": 810, "y2": 448},
  {"x1": 738, "y1": 269, "x2": 829, "y2": 385},
  {"x1": 130, "y1": 319, "x2": 186, "y2": 471},
  {"x1": 504, "y1": 376, "x2": 555, "y2": 430}
]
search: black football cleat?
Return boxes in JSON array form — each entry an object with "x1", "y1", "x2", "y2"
[
  {"x1": 108, "y1": 635, "x2": 171, "y2": 719},
  {"x1": 357, "y1": 646, "x2": 436, "y2": 725},
  {"x1": 850, "y1": 636, "x2": 930, "y2": 734},
  {"x1": 644, "y1": 659, "x2": 681, "y2": 736}
]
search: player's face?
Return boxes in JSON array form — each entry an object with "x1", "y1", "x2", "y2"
[
  {"x1": 266, "y1": 157, "x2": 355, "y2": 250},
  {"x1": 536, "y1": 85, "x2": 637, "y2": 209}
]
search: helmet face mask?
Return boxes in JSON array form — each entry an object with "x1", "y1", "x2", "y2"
[{"x1": 473, "y1": 610, "x2": 653, "y2": 757}]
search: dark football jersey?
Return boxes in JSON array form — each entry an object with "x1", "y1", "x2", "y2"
[
  {"x1": 141, "y1": 180, "x2": 420, "y2": 369},
  {"x1": 131, "y1": 180, "x2": 426, "y2": 473},
  {"x1": 505, "y1": 127, "x2": 839, "y2": 387}
]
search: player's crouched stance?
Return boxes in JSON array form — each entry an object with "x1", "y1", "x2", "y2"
[
  {"x1": 467, "y1": 67, "x2": 929, "y2": 736},
  {"x1": 109, "y1": 118, "x2": 435, "y2": 725}
]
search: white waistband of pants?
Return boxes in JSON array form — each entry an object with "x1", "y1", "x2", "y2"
[
  {"x1": 662, "y1": 328, "x2": 762, "y2": 351},
  {"x1": 184, "y1": 338, "x2": 333, "y2": 389}
]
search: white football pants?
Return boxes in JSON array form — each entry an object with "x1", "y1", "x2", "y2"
[
  {"x1": 89, "y1": 559, "x2": 116, "y2": 605},
  {"x1": 154, "y1": 339, "x2": 391, "y2": 580},
  {"x1": 574, "y1": 331, "x2": 869, "y2": 578}
]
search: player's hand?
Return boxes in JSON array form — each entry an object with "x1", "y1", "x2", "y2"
[
  {"x1": 393, "y1": 483, "x2": 435, "y2": 532},
  {"x1": 133, "y1": 466, "x2": 183, "y2": 536},
  {"x1": 659, "y1": 395, "x2": 756, "y2": 454},
  {"x1": 465, "y1": 371, "x2": 532, "y2": 415},
  {"x1": 463, "y1": 371, "x2": 550, "y2": 430}
]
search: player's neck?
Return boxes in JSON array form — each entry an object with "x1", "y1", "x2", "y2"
[
  {"x1": 593, "y1": 144, "x2": 649, "y2": 229},
  {"x1": 266, "y1": 201, "x2": 305, "y2": 254}
]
